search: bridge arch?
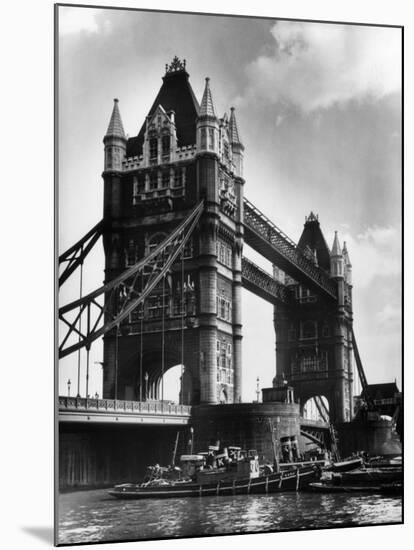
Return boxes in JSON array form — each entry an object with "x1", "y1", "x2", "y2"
[{"x1": 302, "y1": 395, "x2": 330, "y2": 423}]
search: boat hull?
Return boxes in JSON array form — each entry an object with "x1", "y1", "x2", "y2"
[{"x1": 109, "y1": 467, "x2": 318, "y2": 499}]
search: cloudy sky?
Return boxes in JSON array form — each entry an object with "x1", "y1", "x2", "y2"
[{"x1": 58, "y1": 6, "x2": 402, "y2": 402}]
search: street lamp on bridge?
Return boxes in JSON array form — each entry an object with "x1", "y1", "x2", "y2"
[
  {"x1": 144, "y1": 371, "x2": 149, "y2": 401},
  {"x1": 67, "y1": 379, "x2": 71, "y2": 397}
]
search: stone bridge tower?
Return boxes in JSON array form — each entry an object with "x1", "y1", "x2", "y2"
[
  {"x1": 101, "y1": 58, "x2": 244, "y2": 405},
  {"x1": 273, "y1": 213, "x2": 354, "y2": 423}
]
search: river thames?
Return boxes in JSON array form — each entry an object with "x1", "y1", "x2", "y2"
[{"x1": 57, "y1": 489, "x2": 402, "y2": 545}]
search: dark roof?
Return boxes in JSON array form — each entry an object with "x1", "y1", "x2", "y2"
[
  {"x1": 363, "y1": 383, "x2": 399, "y2": 400},
  {"x1": 297, "y1": 215, "x2": 331, "y2": 272},
  {"x1": 126, "y1": 70, "x2": 200, "y2": 157}
]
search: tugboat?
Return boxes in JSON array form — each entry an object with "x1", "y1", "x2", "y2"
[{"x1": 109, "y1": 445, "x2": 321, "y2": 499}]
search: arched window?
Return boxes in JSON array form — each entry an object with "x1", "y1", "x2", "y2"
[
  {"x1": 208, "y1": 128, "x2": 215, "y2": 150},
  {"x1": 200, "y1": 128, "x2": 207, "y2": 149},
  {"x1": 301, "y1": 320, "x2": 317, "y2": 339},
  {"x1": 149, "y1": 138, "x2": 158, "y2": 160},
  {"x1": 162, "y1": 134, "x2": 170, "y2": 156}
]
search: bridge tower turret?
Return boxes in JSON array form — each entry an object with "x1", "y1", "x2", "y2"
[
  {"x1": 273, "y1": 215, "x2": 354, "y2": 424},
  {"x1": 100, "y1": 59, "x2": 245, "y2": 406}
]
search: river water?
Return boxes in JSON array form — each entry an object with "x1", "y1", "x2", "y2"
[{"x1": 57, "y1": 489, "x2": 402, "y2": 545}]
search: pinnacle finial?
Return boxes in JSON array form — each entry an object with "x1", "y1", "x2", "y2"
[
  {"x1": 229, "y1": 105, "x2": 243, "y2": 146},
  {"x1": 105, "y1": 98, "x2": 125, "y2": 139},
  {"x1": 331, "y1": 231, "x2": 342, "y2": 256},
  {"x1": 199, "y1": 76, "x2": 216, "y2": 118},
  {"x1": 165, "y1": 56, "x2": 187, "y2": 75}
]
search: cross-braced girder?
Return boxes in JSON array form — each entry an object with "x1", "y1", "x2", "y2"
[
  {"x1": 241, "y1": 256, "x2": 292, "y2": 305},
  {"x1": 243, "y1": 197, "x2": 337, "y2": 300},
  {"x1": 58, "y1": 201, "x2": 204, "y2": 358},
  {"x1": 59, "y1": 220, "x2": 104, "y2": 286},
  {"x1": 314, "y1": 395, "x2": 330, "y2": 423}
]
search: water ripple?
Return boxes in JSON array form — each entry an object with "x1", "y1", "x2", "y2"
[{"x1": 58, "y1": 490, "x2": 402, "y2": 545}]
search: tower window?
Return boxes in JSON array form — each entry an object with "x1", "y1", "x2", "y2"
[
  {"x1": 201, "y1": 128, "x2": 207, "y2": 149},
  {"x1": 125, "y1": 240, "x2": 137, "y2": 267},
  {"x1": 161, "y1": 171, "x2": 170, "y2": 188},
  {"x1": 174, "y1": 169, "x2": 182, "y2": 188},
  {"x1": 209, "y1": 128, "x2": 215, "y2": 150},
  {"x1": 149, "y1": 138, "x2": 158, "y2": 160},
  {"x1": 300, "y1": 320, "x2": 317, "y2": 339},
  {"x1": 223, "y1": 141, "x2": 229, "y2": 160},
  {"x1": 217, "y1": 295, "x2": 232, "y2": 322},
  {"x1": 149, "y1": 172, "x2": 158, "y2": 190},
  {"x1": 216, "y1": 240, "x2": 232, "y2": 268},
  {"x1": 162, "y1": 135, "x2": 170, "y2": 156},
  {"x1": 322, "y1": 324, "x2": 330, "y2": 338}
]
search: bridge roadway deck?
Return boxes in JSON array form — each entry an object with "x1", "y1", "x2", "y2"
[
  {"x1": 58, "y1": 397, "x2": 192, "y2": 425},
  {"x1": 59, "y1": 397, "x2": 330, "y2": 430}
]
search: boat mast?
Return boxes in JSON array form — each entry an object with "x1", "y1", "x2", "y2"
[
  {"x1": 172, "y1": 431, "x2": 180, "y2": 466},
  {"x1": 268, "y1": 418, "x2": 280, "y2": 473}
]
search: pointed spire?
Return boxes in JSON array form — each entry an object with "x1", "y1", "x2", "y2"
[
  {"x1": 105, "y1": 98, "x2": 126, "y2": 139},
  {"x1": 331, "y1": 231, "x2": 342, "y2": 256},
  {"x1": 199, "y1": 77, "x2": 216, "y2": 118},
  {"x1": 229, "y1": 107, "x2": 243, "y2": 146},
  {"x1": 342, "y1": 241, "x2": 352, "y2": 266}
]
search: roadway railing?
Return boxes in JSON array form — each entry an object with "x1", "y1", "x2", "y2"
[{"x1": 58, "y1": 396, "x2": 192, "y2": 416}]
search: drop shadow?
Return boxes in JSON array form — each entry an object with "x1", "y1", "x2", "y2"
[{"x1": 21, "y1": 526, "x2": 54, "y2": 545}]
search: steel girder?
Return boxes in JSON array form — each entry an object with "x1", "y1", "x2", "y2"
[{"x1": 58, "y1": 201, "x2": 204, "y2": 359}]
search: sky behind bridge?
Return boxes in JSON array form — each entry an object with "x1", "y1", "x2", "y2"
[{"x1": 58, "y1": 6, "x2": 402, "y2": 402}]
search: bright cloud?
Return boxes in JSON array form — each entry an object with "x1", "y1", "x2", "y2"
[
  {"x1": 344, "y1": 224, "x2": 401, "y2": 288},
  {"x1": 245, "y1": 21, "x2": 401, "y2": 112},
  {"x1": 59, "y1": 7, "x2": 100, "y2": 35}
]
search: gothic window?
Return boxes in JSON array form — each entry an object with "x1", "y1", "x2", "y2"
[
  {"x1": 298, "y1": 286, "x2": 316, "y2": 303},
  {"x1": 301, "y1": 354, "x2": 319, "y2": 372},
  {"x1": 225, "y1": 246, "x2": 232, "y2": 267},
  {"x1": 133, "y1": 176, "x2": 145, "y2": 197},
  {"x1": 174, "y1": 169, "x2": 182, "y2": 188},
  {"x1": 223, "y1": 141, "x2": 229, "y2": 160},
  {"x1": 216, "y1": 240, "x2": 232, "y2": 268},
  {"x1": 201, "y1": 128, "x2": 207, "y2": 149},
  {"x1": 162, "y1": 135, "x2": 170, "y2": 156},
  {"x1": 161, "y1": 171, "x2": 170, "y2": 188},
  {"x1": 226, "y1": 343, "x2": 232, "y2": 369},
  {"x1": 208, "y1": 128, "x2": 215, "y2": 150},
  {"x1": 322, "y1": 324, "x2": 330, "y2": 338},
  {"x1": 288, "y1": 324, "x2": 296, "y2": 341},
  {"x1": 217, "y1": 295, "x2": 232, "y2": 322},
  {"x1": 149, "y1": 172, "x2": 158, "y2": 190},
  {"x1": 125, "y1": 240, "x2": 137, "y2": 267},
  {"x1": 300, "y1": 320, "x2": 317, "y2": 339},
  {"x1": 149, "y1": 138, "x2": 158, "y2": 160},
  {"x1": 320, "y1": 350, "x2": 328, "y2": 370}
]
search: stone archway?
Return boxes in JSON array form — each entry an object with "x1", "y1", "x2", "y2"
[{"x1": 302, "y1": 395, "x2": 330, "y2": 423}]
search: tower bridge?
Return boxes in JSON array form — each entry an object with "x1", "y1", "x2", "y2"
[{"x1": 58, "y1": 58, "x2": 390, "y2": 487}]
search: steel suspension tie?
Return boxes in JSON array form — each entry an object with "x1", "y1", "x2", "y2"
[
  {"x1": 140, "y1": 274, "x2": 144, "y2": 402},
  {"x1": 180, "y1": 246, "x2": 185, "y2": 405},
  {"x1": 115, "y1": 323, "x2": 120, "y2": 401},
  {"x1": 161, "y1": 274, "x2": 165, "y2": 406},
  {"x1": 76, "y1": 257, "x2": 84, "y2": 397}
]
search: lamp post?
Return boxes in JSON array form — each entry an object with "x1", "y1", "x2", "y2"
[
  {"x1": 144, "y1": 371, "x2": 149, "y2": 401},
  {"x1": 67, "y1": 379, "x2": 71, "y2": 397},
  {"x1": 94, "y1": 361, "x2": 104, "y2": 399},
  {"x1": 256, "y1": 376, "x2": 260, "y2": 403}
]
